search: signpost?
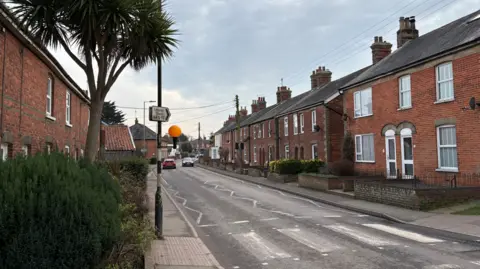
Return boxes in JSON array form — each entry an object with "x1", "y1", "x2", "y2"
[{"x1": 149, "y1": 106, "x2": 171, "y2": 122}]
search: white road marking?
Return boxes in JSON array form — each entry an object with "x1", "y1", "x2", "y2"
[
  {"x1": 471, "y1": 261, "x2": 480, "y2": 266},
  {"x1": 184, "y1": 206, "x2": 203, "y2": 224},
  {"x1": 356, "y1": 214, "x2": 369, "y2": 217},
  {"x1": 230, "y1": 191, "x2": 235, "y2": 196},
  {"x1": 325, "y1": 224, "x2": 398, "y2": 246},
  {"x1": 322, "y1": 254, "x2": 328, "y2": 256},
  {"x1": 260, "y1": 217, "x2": 279, "y2": 222},
  {"x1": 293, "y1": 258, "x2": 300, "y2": 261},
  {"x1": 277, "y1": 228, "x2": 342, "y2": 253},
  {"x1": 232, "y1": 232, "x2": 291, "y2": 261},
  {"x1": 294, "y1": 216, "x2": 313, "y2": 219},
  {"x1": 256, "y1": 185, "x2": 262, "y2": 188},
  {"x1": 233, "y1": 266, "x2": 240, "y2": 269},
  {"x1": 323, "y1": 215, "x2": 342, "y2": 218},
  {"x1": 174, "y1": 195, "x2": 187, "y2": 206},
  {"x1": 261, "y1": 263, "x2": 268, "y2": 265},
  {"x1": 198, "y1": 224, "x2": 218, "y2": 228},
  {"x1": 423, "y1": 265, "x2": 461, "y2": 269},
  {"x1": 270, "y1": 210, "x2": 295, "y2": 217},
  {"x1": 363, "y1": 223, "x2": 444, "y2": 243},
  {"x1": 276, "y1": 190, "x2": 286, "y2": 196},
  {"x1": 233, "y1": 196, "x2": 258, "y2": 207},
  {"x1": 229, "y1": 220, "x2": 250, "y2": 224}
]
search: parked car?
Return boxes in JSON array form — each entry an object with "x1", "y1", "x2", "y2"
[
  {"x1": 182, "y1": 157, "x2": 194, "y2": 167},
  {"x1": 162, "y1": 158, "x2": 176, "y2": 169}
]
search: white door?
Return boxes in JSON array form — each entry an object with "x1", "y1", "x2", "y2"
[
  {"x1": 385, "y1": 131, "x2": 397, "y2": 178},
  {"x1": 400, "y1": 128, "x2": 414, "y2": 179}
]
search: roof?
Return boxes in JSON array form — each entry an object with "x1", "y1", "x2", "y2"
[
  {"x1": 129, "y1": 123, "x2": 157, "y2": 140},
  {"x1": 239, "y1": 105, "x2": 279, "y2": 127},
  {"x1": 214, "y1": 121, "x2": 235, "y2": 134},
  {"x1": 0, "y1": 4, "x2": 90, "y2": 103},
  {"x1": 103, "y1": 125, "x2": 136, "y2": 151},
  {"x1": 278, "y1": 66, "x2": 371, "y2": 116},
  {"x1": 344, "y1": 10, "x2": 480, "y2": 89},
  {"x1": 253, "y1": 92, "x2": 310, "y2": 124}
]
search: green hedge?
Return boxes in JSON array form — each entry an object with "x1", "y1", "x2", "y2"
[
  {"x1": 149, "y1": 157, "x2": 157, "y2": 165},
  {"x1": 301, "y1": 159, "x2": 325, "y2": 173},
  {"x1": 0, "y1": 153, "x2": 121, "y2": 269},
  {"x1": 269, "y1": 159, "x2": 325, "y2": 174}
]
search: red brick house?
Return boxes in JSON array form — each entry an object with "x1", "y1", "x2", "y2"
[
  {"x1": 340, "y1": 13, "x2": 480, "y2": 178},
  {"x1": 0, "y1": 4, "x2": 91, "y2": 160},
  {"x1": 101, "y1": 124, "x2": 136, "y2": 160},
  {"x1": 129, "y1": 118, "x2": 169, "y2": 160}
]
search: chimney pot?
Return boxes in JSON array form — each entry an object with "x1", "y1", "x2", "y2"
[{"x1": 397, "y1": 15, "x2": 419, "y2": 48}]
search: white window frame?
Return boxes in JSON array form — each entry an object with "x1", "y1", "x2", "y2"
[
  {"x1": 1, "y1": 143, "x2": 8, "y2": 161},
  {"x1": 81, "y1": 149, "x2": 84, "y2": 158},
  {"x1": 293, "y1": 113, "x2": 298, "y2": 135},
  {"x1": 46, "y1": 77, "x2": 53, "y2": 115},
  {"x1": 355, "y1": 134, "x2": 375, "y2": 162},
  {"x1": 285, "y1": 144, "x2": 290, "y2": 159},
  {"x1": 284, "y1": 117, "x2": 288, "y2": 136},
  {"x1": 258, "y1": 124, "x2": 262, "y2": 138},
  {"x1": 354, "y1": 88, "x2": 373, "y2": 118},
  {"x1": 22, "y1": 145, "x2": 29, "y2": 156},
  {"x1": 253, "y1": 126, "x2": 257, "y2": 139},
  {"x1": 299, "y1": 113, "x2": 304, "y2": 134},
  {"x1": 435, "y1": 62, "x2": 454, "y2": 102},
  {"x1": 66, "y1": 91, "x2": 71, "y2": 125},
  {"x1": 268, "y1": 121, "x2": 271, "y2": 137},
  {"x1": 436, "y1": 125, "x2": 458, "y2": 171},
  {"x1": 311, "y1": 110, "x2": 316, "y2": 132},
  {"x1": 399, "y1": 75, "x2": 411, "y2": 109},
  {"x1": 311, "y1": 144, "x2": 318, "y2": 160},
  {"x1": 253, "y1": 146, "x2": 257, "y2": 163},
  {"x1": 46, "y1": 144, "x2": 52, "y2": 154},
  {"x1": 262, "y1": 123, "x2": 265, "y2": 138},
  {"x1": 65, "y1": 145, "x2": 70, "y2": 155}
]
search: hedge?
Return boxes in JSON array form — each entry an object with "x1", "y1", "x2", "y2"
[
  {"x1": 269, "y1": 159, "x2": 325, "y2": 174},
  {"x1": 0, "y1": 153, "x2": 121, "y2": 269},
  {"x1": 301, "y1": 159, "x2": 325, "y2": 173}
]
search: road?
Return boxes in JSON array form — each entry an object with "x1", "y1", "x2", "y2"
[{"x1": 161, "y1": 164, "x2": 480, "y2": 269}]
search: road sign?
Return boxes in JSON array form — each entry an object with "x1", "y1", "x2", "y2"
[{"x1": 149, "y1": 106, "x2": 171, "y2": 122}]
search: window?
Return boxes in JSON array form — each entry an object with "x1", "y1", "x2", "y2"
[
  {"x1": 1, "y1": 143, "x2": 8, "y2": 161},
  {"x1": 66, "y1": 91, "x2": 71, "y2": 125},
  {"x1": 244, "y1": 147, "x2": 247, "y2": 162},
  {"x1": 268, "y1": 121, "x2": 271, "y2": 137},
  {"x1": 253, "y1": 146, "x2": 257, "y2": 163},
  {"x1": 285, "y1": 144, "x2": 290, "y2": 159},
  {"x1": 258, "y1": 124, "x2": 262, "y2": 138},
  {"x1": 46, "y1": 77, "x2": 53, "y2": 115},
  {"x1": 312, "y1": 144, "x2": 318, "y2": 160},
  {"x1": 437, "y1": 125, "x2": 458, "y2": 170},
  {"x1": 65, "y1": 145, "x2": 70, "y2": 155},
  {"x1": 284, "y1": 117, "x2": 288, "y2": 136},
  {"x1": 436, "y1": 62, "x2": 454, "y2": 101},
  {"x1": 268, "y1": 146, "x2": 273, "y2": 161},
  {"x1": 46, "y1": 144, "x2": 52, "y2": 154},
  {"x1": 300, "y1": 113, "x2": 304, "y2": 134},
  {"x1": 311, "y1": 110, "x2": 317, "y2": 131},
  {"x1": 262, "y1": 123, "x2": 265, "y2": 138},
  {"x1": 253, "y1": 127, "x2": 257, "y2": 139},
  {"x1": 293, "y1": 114, "x2": 298, "y2": 135},
  {"x1": 399, "y1": 75, "x2": 411, "y2": 108},
  {"x1": 22, "y1": 145, "x2": 30, "y2": 156},
  {"x1": 354, "y1": 88, "x2": 372, "y2": 117},
  {"x1": 355, "y1": 134, "x2": 375, "y2": 162},
  {"x1": 87, "y1": 108, "x2": 90, "y2": 126}
]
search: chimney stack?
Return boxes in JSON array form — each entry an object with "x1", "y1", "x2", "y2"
[
  {"x1": 310, "y1": 66, "x2": 332, "y2": 90},
  {"x1": 397, "y1": 16, "x2": 419, "y2": 48},
  {"x1": 276, "y1": 86, "x2": 292, "y2": 104},
  {"x1": 257, "y1": 96, "x2": 267, "y2": 110},
  {"x1": 251, "y1": 100, "x2": 259, "y2": 113},
  {"x1": 370, "y1": 36, "x2": 392, "y2": 64},
  {"x1": 240, "y1": 106, "x2": 248, "y2": 117}
]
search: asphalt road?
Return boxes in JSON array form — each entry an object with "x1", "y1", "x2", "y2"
[{"x1": 161, "y1": 164, "x2": 480, "y2": 269}]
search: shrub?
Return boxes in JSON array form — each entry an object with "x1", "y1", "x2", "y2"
[
  {"x1": 149, "y1": 157, "x2": 157, "y2": 165},
  {"x1": 119, "y1": 157, "x2": 149, "y2": 181},
  {"x1": 0, "y1": 152, "x2": 121, "y2": 269},
  {"x1": 330, "y1": 159, "x2": 355, "y2": 176},
  {"x1": 342, "y1": 132, "x2": 355, "y2": 162},
  {"x1": 268, "y1": 160, "x2": 278, "y2": 173},
  {"x1": 302, "y1": 159, "x2": 325, "y2": 173},
  {"x1": 274, "y1": 159, "x2": 303, "y2": 175}
]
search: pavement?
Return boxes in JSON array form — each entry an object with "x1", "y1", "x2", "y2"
[
  {"x1": 197, "y1": 164, "x2": 480, "y2": 239},
  {"x1": 144, "y1": 168, "x2": 223, "y2": 269},
  {"x1": 159, "y1": 163, "x2": 480, "y2": 269}
]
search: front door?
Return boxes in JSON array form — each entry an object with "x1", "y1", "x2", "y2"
[
  {"x1": 401, "y1": 136, "x2": 414, "y2": 178},
  {"x1": 385, "y1": 137, "x2": 397, "y2": 178}
]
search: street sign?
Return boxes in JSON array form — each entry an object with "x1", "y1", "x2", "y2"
[{"x1": 149, "y1": 106, "x2": 171, "y2": 122}]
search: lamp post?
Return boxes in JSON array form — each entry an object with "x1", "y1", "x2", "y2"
[{"x1": 143, "y1": 100, "x2": 156, "y2": 156}]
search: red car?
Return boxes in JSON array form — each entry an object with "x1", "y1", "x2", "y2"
[{"x1": 162, "y1": 158, "x2": 176, "y2": 169}]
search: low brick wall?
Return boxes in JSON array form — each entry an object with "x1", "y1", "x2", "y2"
[
  {"x1": 248, "y1": 168, "x2": 262, "y2": 177},
  {"x1": 298, "y1": 174, "x2": 342, "y2": 191},
  {"x1": 267, "y1": 173, "x2": 298, "y2": 183},
  {"x1": 354, "y1": 180, "x2": 480, "y2": 210}
]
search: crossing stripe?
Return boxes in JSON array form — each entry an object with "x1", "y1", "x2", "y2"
[
  {"x1": 232, "y1": 232, "x2": 291, "y2": 261},
  {"x1": 422, "y1": 265, "x2": 461, "y2": 269},
  {"x1": 362, "y1": 224, "x2": 444, "y2": 243},
  {"x1": 324, "y1": 224, "x2": 398, "y2": 246},
  {"x1": 277, "y1": 228, "x2": 342, "y2": 253}
]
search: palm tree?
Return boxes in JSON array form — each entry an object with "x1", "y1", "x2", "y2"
[{"x1": 8, "y1": 0, "x2": 178, "y2": 161}]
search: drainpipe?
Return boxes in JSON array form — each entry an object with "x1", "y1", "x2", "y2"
[
  {"x1": 19, "y1": 46, "x2": 24, "y2": 133},
  {"x1": 0, "y1": 27, "x2": 6, "y2": 133}
]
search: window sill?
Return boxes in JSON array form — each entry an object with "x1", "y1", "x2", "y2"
[
  {"x1": 356, "y1": 160, "x2": 375, "y2": 164},
  {"x1": 434, "y1": 98, "x2": 454, "y2": 104},
  {"x1": 435, "y1": 168, "x2": 458, "y2": 173},
  {"x1": 66, "y1": 123, "x2": 73, "y2": 128},
  {"x1": 354, "y1": 114, "x2": 373, "y2": 119},
  {"x1": 45, "y1": 115, "x2": 56, "y2": 121},
  {"x1": 397, "y1": 106, "x2": 412, "y2": 111}
]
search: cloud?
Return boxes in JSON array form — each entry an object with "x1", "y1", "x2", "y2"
[{"x1": 48, "y1": 0, "x2": 480, "y2": 138}]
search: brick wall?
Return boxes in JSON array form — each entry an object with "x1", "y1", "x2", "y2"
[
  {"x1": 344, "y1": 46, "x2": 480, "y2": 176},
  {"x1": 325, "y1": 96, "x2": 345, "y2": 164},
  {"x1": 0, "y1": 28, "x2": 90, "y2": 159},
  {"x1": 133, "y1": 139, "x2": 166, "y2": 159},
  {"x1": 249, "y1": 119, "x2": 275, "y2": 165}
]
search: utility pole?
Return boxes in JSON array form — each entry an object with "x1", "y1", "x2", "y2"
[
  {"x1": 235, "y1": 95, "x2": 241, "y2": 167},
  {"x1": 198, "y1": 122, "x2": 200, "y2": 153}
]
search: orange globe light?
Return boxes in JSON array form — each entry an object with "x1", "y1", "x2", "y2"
[{"x1": 168, "y1": 125, "x2": 182, "y2": 138}]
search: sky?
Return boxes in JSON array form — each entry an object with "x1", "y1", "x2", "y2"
[{"x1": 48, "y1": 0, "x2": 480, "y2": 139}]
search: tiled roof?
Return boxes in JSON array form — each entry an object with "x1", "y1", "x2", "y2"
[
  {"x1": 252, "y1": 92, "x2": 310, "y2": 124},
  {"x1": 278, "y1": 66, "x2": 371, "y2": 116},
  {"x1": 239, "y1": 105, "x2": 279, "y2": 127},
  {"x1": 344, "y1": 10, "x2": 480, "y2": 89},
  {"x1": 104, "y1": 125, "x2": 136, "y2": 151},
  {"x1": 129, "y1": 123, "x2": 157, "y2": 140}
]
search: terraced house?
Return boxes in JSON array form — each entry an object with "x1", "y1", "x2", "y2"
[
  {"x1": 0, "y1": 5, "x2": 91, "y2": 160},
  {"x1": 341, "y1": 12, "x2": 480, "y2": 177}
]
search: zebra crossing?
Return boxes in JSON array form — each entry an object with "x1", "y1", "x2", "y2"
[{"x1": 223, "y1": 221, "x2": 480, "y2": 268}]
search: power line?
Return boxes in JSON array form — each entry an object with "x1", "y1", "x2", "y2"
[
  {"x1": 116, "y1": 100, "x2": 234, "y2": 111},
  {"x1": 168, "y1": 106, "x2": 236, "y2": 125}
]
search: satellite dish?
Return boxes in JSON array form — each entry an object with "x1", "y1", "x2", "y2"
[{"x1": 469, "y1": 97, "x2": 480, "y2": 110}]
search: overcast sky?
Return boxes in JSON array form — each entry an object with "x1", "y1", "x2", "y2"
[{"x1": 49, "y1": 0, "x2": 479, "y2": 138}]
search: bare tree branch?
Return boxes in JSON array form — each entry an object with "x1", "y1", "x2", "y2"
[{"x1": 58, "y1": 38, "x2": 87, "y2": 71}]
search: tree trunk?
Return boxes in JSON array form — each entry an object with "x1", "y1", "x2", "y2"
[{"x1": 85, "y1": 96, "x2": 105, "y2": 161}]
